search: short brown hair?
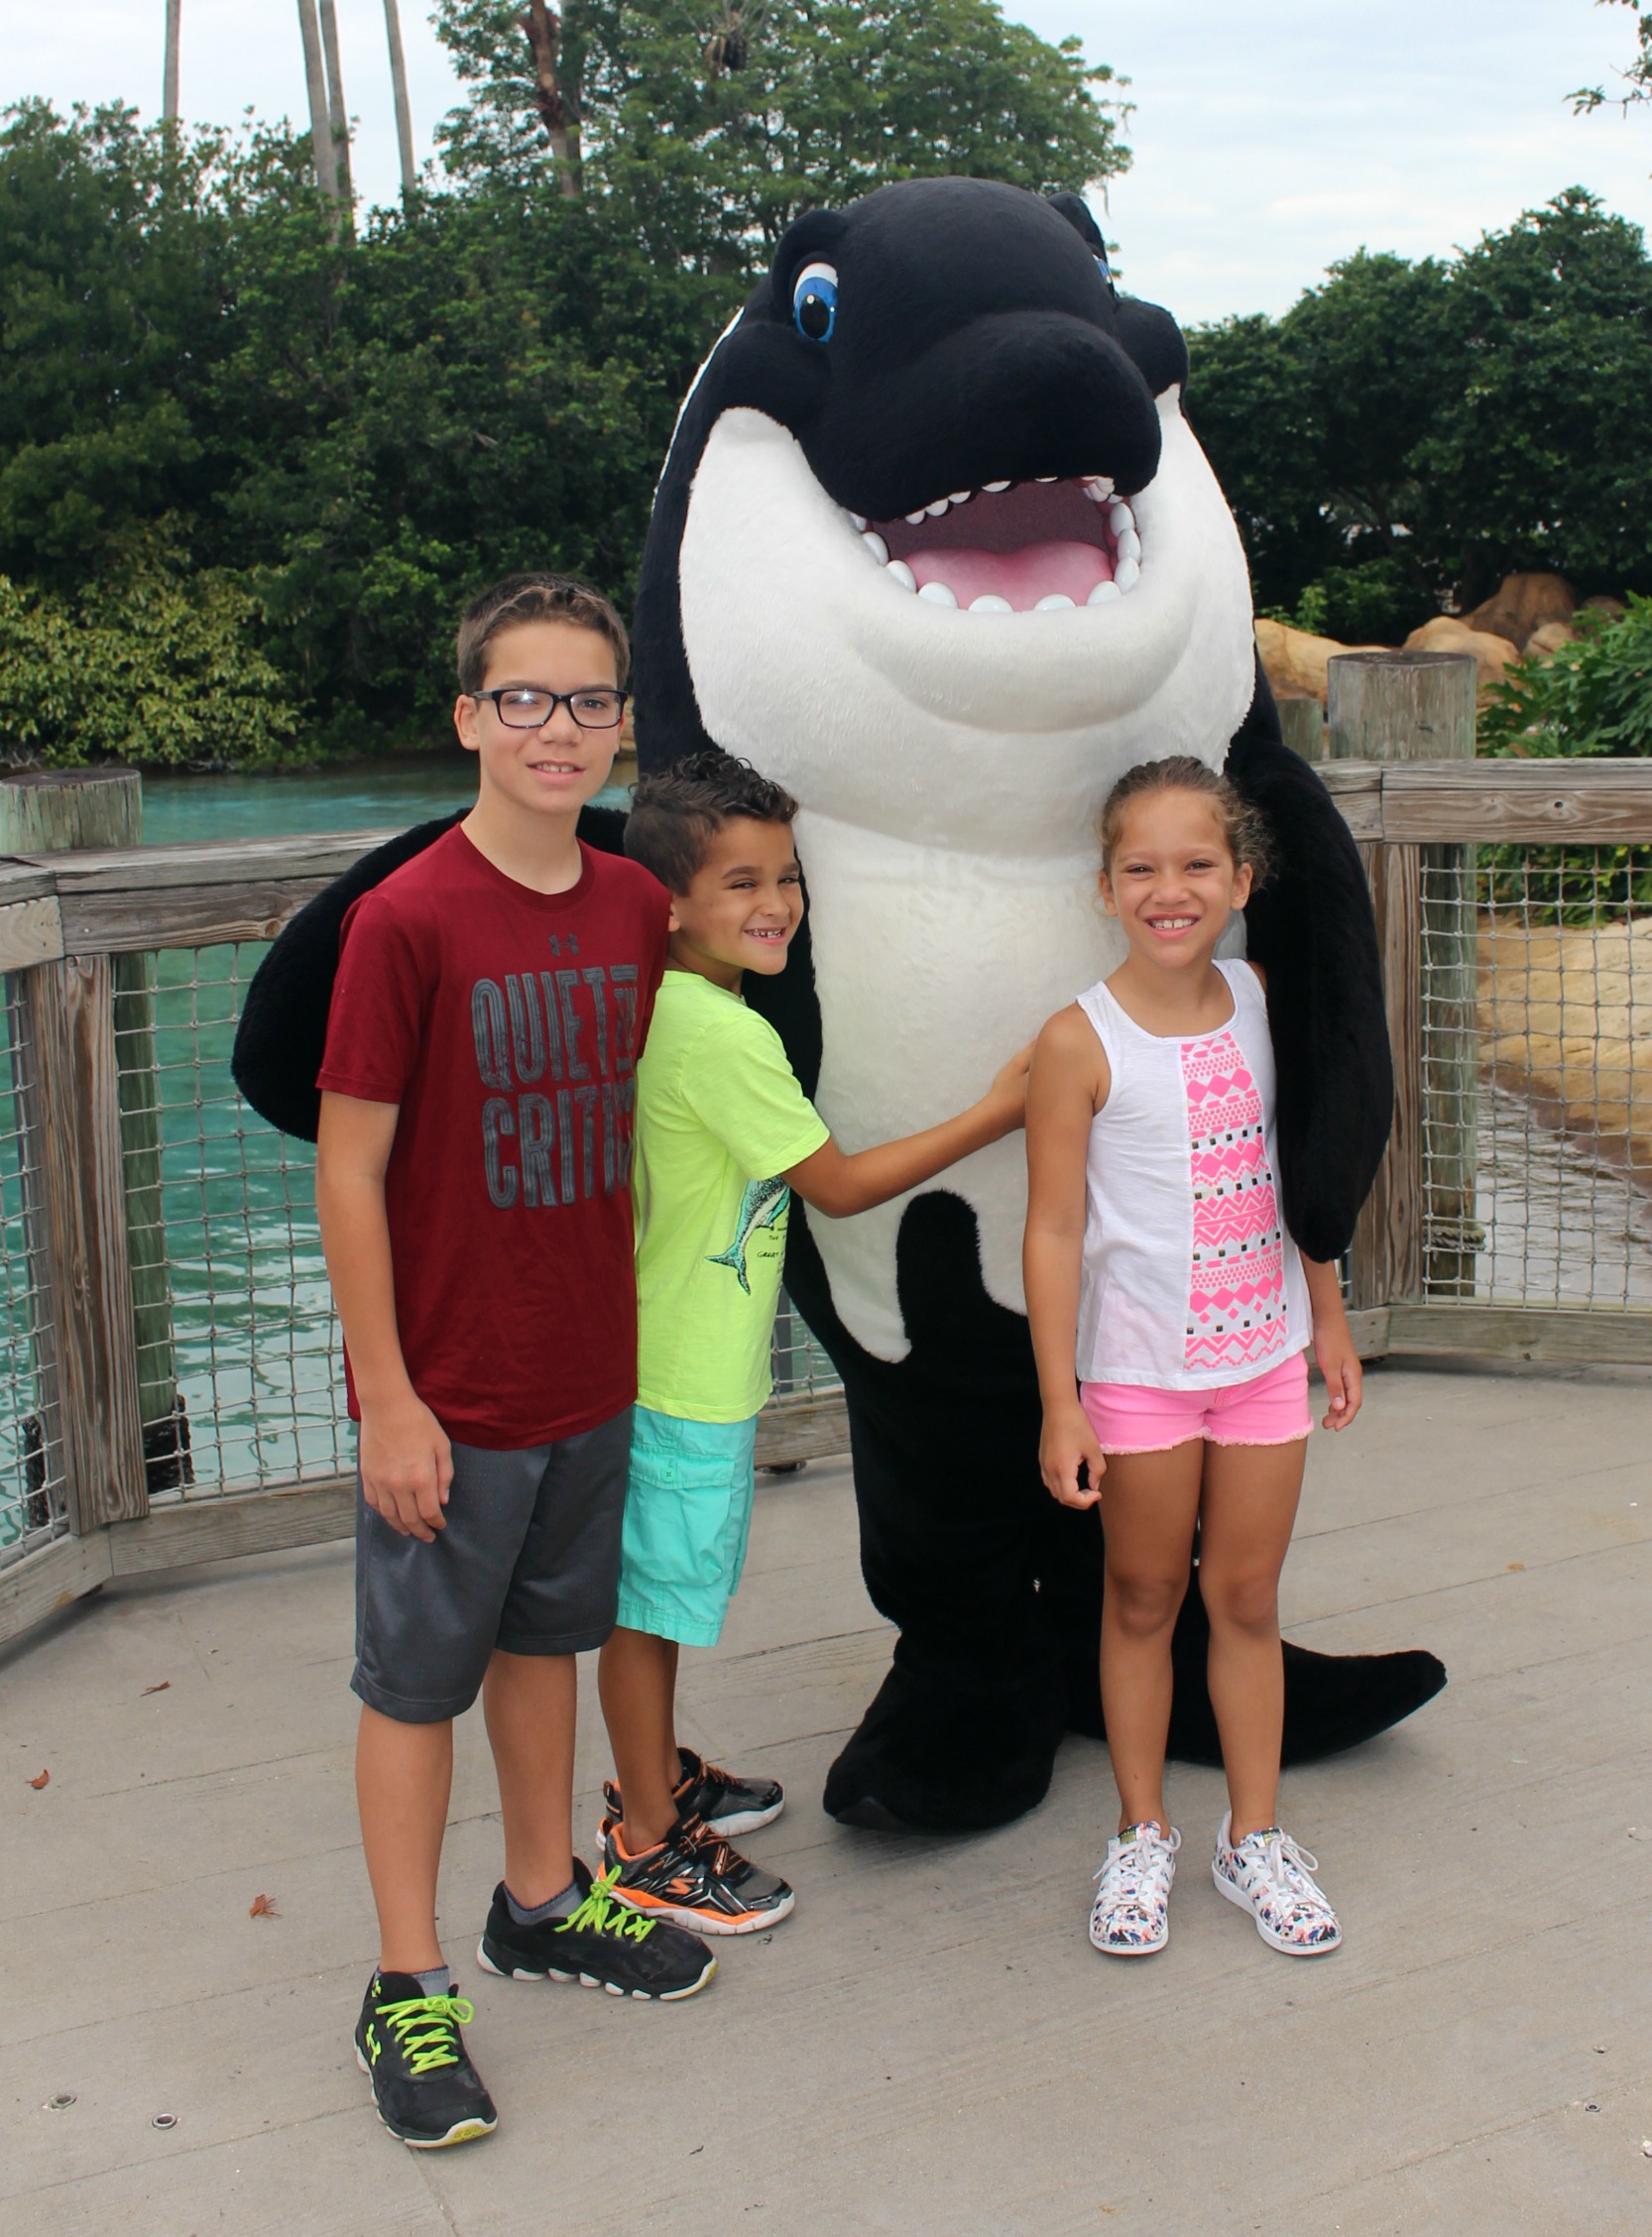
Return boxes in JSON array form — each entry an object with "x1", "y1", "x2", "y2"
[
  {"x1": 624, "y1": 749, "x2": 798, "y2": 895},
  {"x1": 455, "y1": 573, "x2": 630, "y2": 694},
  {"x1": 1097, "y1": 756, "x2": 1274, "y2": 888}
]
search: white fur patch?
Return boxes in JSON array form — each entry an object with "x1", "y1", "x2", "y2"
[{"x1": 676, "y1": 387, "x2": 1256, "y2": 1360}]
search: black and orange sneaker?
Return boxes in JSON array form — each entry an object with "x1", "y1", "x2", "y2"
[
  {"x1": 476, "y1": 1859, "x2": 716, "y2": 1999},
  {"x1": 599, "y1": 1812, "x2": 795, "y2": 1936},
  {"x1": 602, "y1": 1746, "x2": 785, "y2": 1841},
  {"x1": 353, "y1": 1971, "x2": 497, "y2": 2149}
]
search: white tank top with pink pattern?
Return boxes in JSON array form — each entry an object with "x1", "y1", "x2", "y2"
[{"x1": 1073, "y1": 959, "x2": 1311, "y2": 1390}]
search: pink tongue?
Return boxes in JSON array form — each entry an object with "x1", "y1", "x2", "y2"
[{"x1": 908, "y1": 540, "x2": 1114, "y2": 610}]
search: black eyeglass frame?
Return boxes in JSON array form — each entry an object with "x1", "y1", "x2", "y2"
[{"x1": 472, "y1": 687, "x2": 631, "y2": 731}]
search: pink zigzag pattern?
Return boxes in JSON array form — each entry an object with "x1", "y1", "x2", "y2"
[{"x1": 1181, "y1": 1028, "x2": 1289, "y2": 1372}]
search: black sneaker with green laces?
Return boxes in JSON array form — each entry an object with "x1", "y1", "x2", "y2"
[
  {"x1": 353, "y1": 1971, "x2": 497, "y2": 2149},
  {"x1": 475, "y1": 1858, "x2": 717, "y2": 2000}
]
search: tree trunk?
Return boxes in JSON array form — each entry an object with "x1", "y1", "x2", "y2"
[
  {"x1": 318, "y1": 0, "x2": 354, "y2": 212},
  {"x1": 163, "y1": 0, "x2": 181, "y2": 123},
  {"x1": 383, "y1": 0, "x2": 417, "y2": 194},
  {"x1": 295, "y1": 0, "x2": 340, "y2": 203},
  {"x1": 520, "y1": 1, "x2": 583, "y2": 197}
]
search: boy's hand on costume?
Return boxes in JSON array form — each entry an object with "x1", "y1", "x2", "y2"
[
  {"x1": 1040, "y1": 1401, "x2": 1106, "y2": 1508},
  {"x1": 360, "y1": 1392, "x2": 454, "y2": 1540},
  {"x1": 1314, "y1": 1322, "x2": 1363, "y2": 1432},
  {"x1": 985, "y1": 1043, "x2": 1034, "y2": 1135}
]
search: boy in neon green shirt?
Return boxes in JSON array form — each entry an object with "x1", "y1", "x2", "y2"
[{"x1": 595, "y1": 750, "x2": 1028, "y2": 1936}]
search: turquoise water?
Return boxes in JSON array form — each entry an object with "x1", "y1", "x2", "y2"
[{"x1": 141, "y1": 762, "x2": 630, "y2": 845}]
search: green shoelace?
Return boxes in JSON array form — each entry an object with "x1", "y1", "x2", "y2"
[
  {"x1": 374, "y1": 1991, "x2": 475, "y2": 2075},
  {"x1": 555, "y1": 1863, "x2": 656, "y2": 1943}
]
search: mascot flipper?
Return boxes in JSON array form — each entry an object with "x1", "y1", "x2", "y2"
[{"x1": 234, "y1": 179, "x2": 1444, "y2": 1837}]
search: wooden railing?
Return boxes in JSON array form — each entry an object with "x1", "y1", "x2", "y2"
[
  {"x1": 0, "y1": 829, "x2": 845, "y2": 1646},
  {"x1": 4, "y1": 752, "x2": 1651, "y2": 1645}
]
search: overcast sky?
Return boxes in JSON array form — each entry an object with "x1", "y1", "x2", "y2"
[{"x1": 3, "y1": 1, "x2": 1649, "y2": 323}]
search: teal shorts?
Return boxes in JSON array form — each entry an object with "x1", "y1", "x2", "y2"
[{"x1": 614, "y1": 1406, "x2": 759, "y2": 1648}]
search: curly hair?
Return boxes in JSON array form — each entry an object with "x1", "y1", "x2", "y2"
[
  {"x1": 624, "y1": 749, "x2": 799, "y2": 895},
  {"x1": 1096, "y1": 756, "x2": 1274, "y2": 889}
]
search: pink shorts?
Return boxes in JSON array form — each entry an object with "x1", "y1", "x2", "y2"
[{"x1": 1080, "y1": 1353, "x2": 1312, "y2": 1455}]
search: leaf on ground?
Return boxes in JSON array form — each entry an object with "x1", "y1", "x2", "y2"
[
  {"x1": 28, "y1": 1768, "x2": 49, "y2": 1789},
  {"x1": 247, "y1": 1892, "x2": 278, "y2": 1918},
  {"x1": 141, "y1": 1681, "x2": 171, "y2": 1696},
  {"x1": 1506, "y1": 1561, "x2": 1525, "y2": 1572}
]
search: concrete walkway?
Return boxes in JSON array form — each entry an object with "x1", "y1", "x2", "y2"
[{"x1": 4, "y1": 1364, "x2": 1650, "y2": 2236}]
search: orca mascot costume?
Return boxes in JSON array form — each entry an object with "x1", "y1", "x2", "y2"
[{"x1": 234, "y1": 177, "x2": 1444, "y2": 1834}]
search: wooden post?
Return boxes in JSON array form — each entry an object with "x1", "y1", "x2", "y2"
[
  {"x1": 1328, "y1": 651, "x2": 1479, "y2": 1306},
  {"x1": 1277, "y1": 696, "x2": 1326, "y2": 764},
  {"x1": 0, "y1": 771, "x2": 189, "y2": 1499},
  {"x1": 383, "y1": 0, "x2": 417, "y2": 194}
]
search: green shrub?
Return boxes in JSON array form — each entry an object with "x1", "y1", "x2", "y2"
[
  {"x1": 0, "y1": 546, "x2": 300, "y2": 767},
  {"x1": 1478, "y1": 595, "x2": 1652, "y2": 759}
]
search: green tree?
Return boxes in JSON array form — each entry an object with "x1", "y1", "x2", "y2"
[
  {"x1": 435, "y1": 1, "x2": 1128, "y2": 267},
  {"x1": 1571, "y1": 1, "x2": 1652, "y2": 120},
  {"x1": 1186, "y1": 193, "x2": 1652, "y2": 635},
  {"x1": 1186, "y1": 252, "x2": 1451, "y2": 633}
]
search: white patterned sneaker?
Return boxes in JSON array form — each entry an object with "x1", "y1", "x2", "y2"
[
  {"x1": 1089, "y1": 1822, "x2": 1181, "y2": 1955},
  {"x1": 1212, "y1": 1811, "x2": 1342, "y2": 1954}
]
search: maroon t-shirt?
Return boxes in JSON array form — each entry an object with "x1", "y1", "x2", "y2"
[{"x1": 317, "y1": 825, "x2": 669, "y2": 1447}]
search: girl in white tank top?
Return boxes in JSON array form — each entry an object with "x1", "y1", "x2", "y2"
[{"x1": 1024, "y1": 759, "x2": 1364, "y2": 1964}]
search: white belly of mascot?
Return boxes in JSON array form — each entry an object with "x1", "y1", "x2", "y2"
[{"x1": 675, "y1": 390, "x2": 1253, "y2": 1360}]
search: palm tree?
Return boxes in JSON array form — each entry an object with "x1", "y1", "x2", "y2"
[
  {"x1": 318, "y1": 0, "x2": 354, "y2": 208},
  {"x1": 163, "y1": 0, "x2": 181, "y2": 123},
  {"x1": 295, "y1": 0, "x2": 340, "y2": 202},
  {"x1": 383, "y1": 0, "x2": 417, "y2": 194}
]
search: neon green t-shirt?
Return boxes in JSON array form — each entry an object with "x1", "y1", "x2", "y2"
[{"x1": 634, "y1": 969, "x2": 831, "y2": 1423}]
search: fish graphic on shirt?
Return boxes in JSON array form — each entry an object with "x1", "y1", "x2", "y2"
[{"x1": 706, "y1": 1177, "x2": 790, "y2": 1295}]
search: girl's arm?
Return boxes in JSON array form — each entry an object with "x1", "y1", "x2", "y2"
[
  {"x1": 315, "y1": 1090, "x2": 454, "y2": 1540},
  {"x1": 1023, "y1": 1006, "x2": 1111, "y2": 1509},
  {"x1": 1302, "y1": 1253, "x2": 1362, "y2": 1431},
  {"x1": 783, "y1": 1046, "x2": 1030, "y2": 1218}
]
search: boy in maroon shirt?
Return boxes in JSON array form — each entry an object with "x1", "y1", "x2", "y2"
[{"x1": 316, "y1": 576, "x2": 713, "y2": 2153}]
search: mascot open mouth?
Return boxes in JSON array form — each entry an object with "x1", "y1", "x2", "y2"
[{"x1": 854, "y1": 475, "x2": 1138, "y2": 612}]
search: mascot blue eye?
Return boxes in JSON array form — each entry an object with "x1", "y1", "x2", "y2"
[{"x1": 793, "y1": 261, "x2": 839, "y2": 342}]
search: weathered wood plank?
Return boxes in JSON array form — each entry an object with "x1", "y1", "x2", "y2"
[
  {"x1": 0, "y1": 896, "x2": 63, "y2": 971},
  {"x1": 1379, "y1": 761, "x2": 1652, "y2": 844},
  {"x1": 756, "y1": 1391, "x2": 849, "y2": 1469},
  {"x1": 1314, "y1": 762, "x2": 1384, "y2": 840},
  {"x1": 108, "y1": 1477, "x2": 356, "y2": 1573},
  {"x1": 0, "y1": 1531, "x2": 112, "y2": 1648},
  {"x1": 59, "y1": 877, "x2": 337, "y2": 956},
  {"x1": 20, "y1": 956, "x2": 148, "y2": 1531},
  {"x1": 1344, "y1": 1307, "x2": 1392, "y2": 1359},
  {"x1": 1384, "y1": 1303, "x2": 1652, "y2": 1365},
  {"x1": 1348, "y1": 842, "x2": 1422, "y2": 1310},
  {"x1": 0, "y1": 863, "x2": 60, "y2": 906},
  {"x1": 22, "y1": 826, "x2": 412, "y2": 893}
]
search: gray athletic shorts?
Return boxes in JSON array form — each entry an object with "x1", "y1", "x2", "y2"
[{"x1": 351, "y1": 1407, "x2": 632, "y2": 1724}]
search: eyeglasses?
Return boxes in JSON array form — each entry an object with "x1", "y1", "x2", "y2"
[{"x1": 474, "y1": 687, "x2": 630, "y2": 730}]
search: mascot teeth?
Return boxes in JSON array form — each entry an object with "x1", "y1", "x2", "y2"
[{"x1": 860, "y1": 477, "x2": 1144, "y2": 613}]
